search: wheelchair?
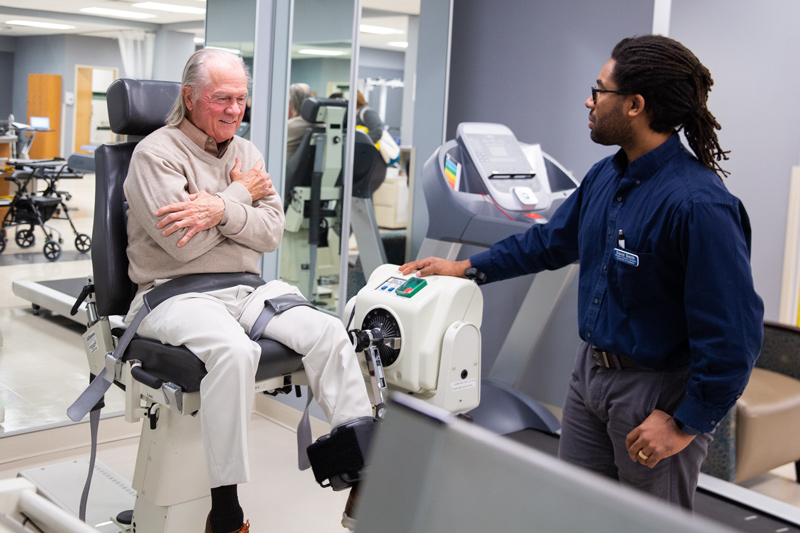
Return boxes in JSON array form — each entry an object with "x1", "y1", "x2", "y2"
[{"x1": 0, "y1": 160, "x2": 91, "y2": 260}]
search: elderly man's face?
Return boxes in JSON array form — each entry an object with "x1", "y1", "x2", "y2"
[{"x1": 184, "y1": 59, "x2": 248, "y2": 143}]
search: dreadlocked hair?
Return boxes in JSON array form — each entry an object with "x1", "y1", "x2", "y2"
[{"x1": 611, "y1": 35, "x2": 730, "y2": 179}]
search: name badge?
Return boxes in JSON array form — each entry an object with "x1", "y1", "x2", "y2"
[{"x1": 613, "y1": 248, "x2": 639, "y2": 267}]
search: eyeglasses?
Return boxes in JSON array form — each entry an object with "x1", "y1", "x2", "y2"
[{"x1": 591, "y1": 86, "x2": 631, "y2": 104}]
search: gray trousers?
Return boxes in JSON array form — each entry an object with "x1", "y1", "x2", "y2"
[{"x1": 558, "y1": 342, "x2": 712, "y2": 509}]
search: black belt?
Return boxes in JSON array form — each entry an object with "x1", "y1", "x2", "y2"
[{"x1": 591, "y1": 347, "x2": 645, "y2": 370}]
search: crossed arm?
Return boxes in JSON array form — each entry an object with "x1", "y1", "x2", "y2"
[{"x1": 155, "y1": 157, "x2": 276, "y2": 247}]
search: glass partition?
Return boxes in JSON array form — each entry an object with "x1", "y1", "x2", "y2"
[{"x1": 279, "y1": 0, "x2": 357, "y2": 314}]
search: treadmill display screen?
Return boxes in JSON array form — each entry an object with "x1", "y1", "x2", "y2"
[{"x1": 466, "y1": 133, "x2": 534, "y2": 178}]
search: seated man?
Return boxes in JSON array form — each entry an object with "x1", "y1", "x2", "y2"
[
  {"x1": 123, "y1": 48, "x2": 373, "y2": 533},
  {"x1": 286, "y1": 82, "x2": 313, "y2": 162}
]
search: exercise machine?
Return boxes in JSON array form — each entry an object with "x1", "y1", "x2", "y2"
[
  {"x1": 418, "y1": 122, "x2": 580, "y2": 434},
  {"x1": 346, "y1": 263, "x2": 483, "y2": 416}
]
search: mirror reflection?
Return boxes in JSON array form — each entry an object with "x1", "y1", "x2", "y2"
[{"x1": 279, "y1": 0, "x2": 355, "y2": 313}]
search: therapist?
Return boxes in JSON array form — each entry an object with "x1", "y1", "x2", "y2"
[{"x1": 400, "y1": 34, "x2": 763, "y2": 509}]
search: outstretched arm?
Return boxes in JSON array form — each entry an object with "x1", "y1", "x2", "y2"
[{"x1": 399, "y1": 257, "x2": 471, "y2": 278}]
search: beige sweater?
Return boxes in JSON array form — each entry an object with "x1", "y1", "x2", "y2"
[{"x1": 124, "y1": 124, "x2": 285, "y2": 290}]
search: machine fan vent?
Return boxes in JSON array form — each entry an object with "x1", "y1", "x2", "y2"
[{"x1": 362, "y1": 308, "x2": 401, "y2": 366}]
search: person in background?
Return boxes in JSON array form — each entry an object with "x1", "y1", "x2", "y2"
[
  {"x1": 286, "y1": 82, "x2": 313, "y2": 162},
  {"x1": 354, "y1": 90, "x2": 388, "y2": 196},
  {"x1": 400, "y1": 34, "x2": 763, "y2": 509}
]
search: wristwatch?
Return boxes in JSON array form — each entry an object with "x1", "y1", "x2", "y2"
[{"x1": 464, "y1": 267, "x2": 487, "y2": 284}]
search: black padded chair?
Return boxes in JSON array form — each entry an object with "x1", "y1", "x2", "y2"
[{"x1": 93, "y1": 78, "x2": 303, "y2": 395}]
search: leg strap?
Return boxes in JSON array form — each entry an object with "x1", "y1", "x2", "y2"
[
  {"x1": 307, "y1": 416, "x2": 379, "y2": 491},
  {"x1": 248, "y1": 294, "x2": 316, "y2": 341}
]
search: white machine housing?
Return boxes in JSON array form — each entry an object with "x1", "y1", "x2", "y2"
[{"x1": 349, "y1": 264, "x2": 483, "y2": 414}]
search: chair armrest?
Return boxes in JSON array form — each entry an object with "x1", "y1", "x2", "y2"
[{"x1": 757, "y1": 321, "x2": 800, "y2": 381}]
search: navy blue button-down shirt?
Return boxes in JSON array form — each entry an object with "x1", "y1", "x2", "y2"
[{"x1": 470, "y1": 135, "x2": 763, "y2": 433}]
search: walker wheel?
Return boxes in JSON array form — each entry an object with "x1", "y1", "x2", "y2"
[
  {"x1": 43, "y1": 240, "x2": 61, "y2": 261},
  {"x1": 0, "y1": 229, "x2": 6, "y2": 254},
  {"x1": 75, "y1": 233, "x2": 92, "y2": 253},
  {"x1": 15, "y1": 228, "x2": 35, "y2": 248}
]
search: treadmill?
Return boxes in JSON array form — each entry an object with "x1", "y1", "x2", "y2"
[{"x1": 10, "y1": 153, "x2": 105, "y2": 325}]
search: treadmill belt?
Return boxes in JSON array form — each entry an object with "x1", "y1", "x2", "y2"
[
  {"x1": 37, "y1": 277, "x2": 86, "y2": 298},
  {"x1": 505, "y1": 428, "x2": 800, "y2": 532}
]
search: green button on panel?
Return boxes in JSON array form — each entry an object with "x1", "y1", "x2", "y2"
[{"x1": 396, "y1": 277, "x2": 427, "y2": 297}]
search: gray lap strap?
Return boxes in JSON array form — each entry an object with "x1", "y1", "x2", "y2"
[{"x1": 246, "y1": 293, "x2": 317, "y2": 471}]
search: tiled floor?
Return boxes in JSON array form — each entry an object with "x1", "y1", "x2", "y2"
[{"x1": 0, "y1": 172, "x2": 125, "y2": 437}]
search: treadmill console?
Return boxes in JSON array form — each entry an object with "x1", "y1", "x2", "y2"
[{"x1": 456, "y1": 123, "x2": 548, "y2": 212}]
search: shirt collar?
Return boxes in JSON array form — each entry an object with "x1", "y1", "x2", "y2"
[
  {"x1": 177, "y1": 119, "x2": 233, "y2": 158},
  {"x1": 611, "y1": 134, "x2": 683, "y2": 182}
]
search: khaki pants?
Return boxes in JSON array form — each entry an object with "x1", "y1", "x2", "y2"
[{"x1": 130, "y1": 280, "x2": 372, "y2": 488}]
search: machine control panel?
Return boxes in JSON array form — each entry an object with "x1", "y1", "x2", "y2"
[
  {"x1": 376, "y1": 276, "x2": 428, "y2": 298},
  {"x1": 455, "y1": 123, "x2": 550, "y2": 213},
  {"x1": 457, "y1": 123, "x2": 535, "y2": 179}
]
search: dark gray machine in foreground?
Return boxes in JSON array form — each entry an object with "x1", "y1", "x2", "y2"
[
  {"x1": 418, "y1": 122, "x2": 582, "y2": 435},
  {"x1": 356, "y1": 394, "x2": 736, "y2": 533}
]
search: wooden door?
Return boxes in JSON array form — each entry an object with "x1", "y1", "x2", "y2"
[
  {"x1": 75, "y1": 68, "x2": 93, "y2": 154},
  {"x1": 27, "y1": 74, "x2": 62, "y2": 159}
]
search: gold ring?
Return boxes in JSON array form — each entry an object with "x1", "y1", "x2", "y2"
[{"x1": 638, "y1": 450, "x2": 650, "y2": 461}]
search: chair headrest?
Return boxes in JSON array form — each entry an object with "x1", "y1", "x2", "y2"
[
  {"x1": 107, "y1": 78, "x2": 181, "y2": 136},
  {"x1": 300, "y1": 97, "x2": 347, "y2": 123}
]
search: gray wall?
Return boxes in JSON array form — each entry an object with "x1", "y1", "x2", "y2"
[
  {"x1": 11, "y1": 31, "x2": 195, "y2": 158},
  {"x1": 446, "y1": 0, "x2": 654, "y2": 180},
  {"x1": 12, "y1": 34, "x2": 125, "y2": 156},
  {"x1": 290, "y1": 57, "x2": 352, "y2": 98},
  {"x1": 669, "y1": 0, "x2": 799, "y2": 321},
  {"x1": 0, "y1": 52, "x2": 13, "y2": 118},
  {"x1": 293, "y1": 0, "x2": 356, "y2": 45},
  {"x1": 153, "y1": 29, "x2": 197, "y2": 82}
]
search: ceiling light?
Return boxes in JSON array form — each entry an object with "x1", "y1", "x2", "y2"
[
  {"x1": 388, "y1": 41, "x2": 409, "y2": 49},
  {"x1": 5, "y1": 20, "x2": 75, "y2": 30},
  {"x1": 298, "y1": 49, "x2": 347, "y2": 57},
  {"x1": 360, "y1": 24, "x2": 404, "y2": 35},
  {"x1": 194, "y1": 37, "x2": 204, "y2": 44},
  {"x1": 80, "y1": 7, "x2": 156, "y2": 19},
  {"x1": 132, "y1": 2, "x2": 206, "y2": 15}
]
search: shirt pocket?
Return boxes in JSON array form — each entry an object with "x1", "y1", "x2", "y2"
[{"x1": 614, "y1": 251, "x2": 657, "y2": 310}]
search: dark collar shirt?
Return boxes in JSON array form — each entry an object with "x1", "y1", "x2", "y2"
[{"x1": 469, "y1": 134, "x2": 764, "y2": 433}]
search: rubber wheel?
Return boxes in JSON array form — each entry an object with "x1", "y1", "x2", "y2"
[
  {"x1": 43, "y1": 240, "x2": 61, "y2": 261},
  {"x1": 15, "y1": 228, "x2": 35, "y2": 248},
  {"x1": 0, "y1": 229, "x2": 6, "y2": 254},
  {"x1": 75, "y1": 233, "x2": 92, "y2": 253}
]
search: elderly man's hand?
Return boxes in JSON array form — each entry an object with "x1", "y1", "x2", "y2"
[
  {"x1": 230, "y1": 157, "x2": 275, "y2": 202},
  {"x1": 156, "y1": 190, "x2": 225, "y2": 247}
]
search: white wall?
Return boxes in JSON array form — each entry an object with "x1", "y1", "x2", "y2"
[{"x1": 669, "y1": 0, "x2": 800, "y2": 321}]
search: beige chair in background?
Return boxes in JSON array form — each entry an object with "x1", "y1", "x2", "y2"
[{"x1": 702, "y1": 321, "x2": 800, "y2": 483}]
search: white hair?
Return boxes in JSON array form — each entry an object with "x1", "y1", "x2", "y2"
[{"x1": 166, "y1": 48, "x2": 252, "y2": 127}]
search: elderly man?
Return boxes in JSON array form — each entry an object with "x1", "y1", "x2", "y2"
[{"x1": 123, "y1": 48, "x2": 373, "y2": 533}]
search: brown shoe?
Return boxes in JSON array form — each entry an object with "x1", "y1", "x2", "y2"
[
  {"x1": 205, "y1": 514, "x2": 250, "y2": 533},
  {"x1": 341, "y1": 485, "x2": 359, "y2": 530}
]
